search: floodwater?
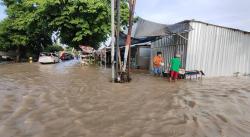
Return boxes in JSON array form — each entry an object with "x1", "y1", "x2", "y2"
[{"x1": 0, "y1": 61, "x2": 250, "y2": 137}]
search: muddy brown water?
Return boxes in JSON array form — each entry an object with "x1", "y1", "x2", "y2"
[{"x1": 0, "y1": 61, "x2": 250, "y2": 137}]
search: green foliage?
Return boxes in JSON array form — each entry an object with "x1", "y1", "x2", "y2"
[
  {"x1": 45, "y1": 0, "x2": 129, "y2": 48},
  {"x1": 0, "y1": 0, "x2": 53, "y2": 52},
  {"x1": 44, "y1": 44, "x2": 64, "y2": 52},
  {"x1": 0, "y1": 19, "x2": 12, "y2": 51},
  {"x1": 0, "y1": 0, "x2": 129, "y2": 52},
  {"x1": 65, "y1": 46, "x2": 73, "y2": 52}
]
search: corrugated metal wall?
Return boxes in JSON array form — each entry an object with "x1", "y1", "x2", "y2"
[
  {"x1": 151, "y1": 33, "x2": 188, "y2": 71},
  {"x1": 186, "y1": 21, "x2": 250, "y2": 77},
  {"x1": 137, "y1": 47, "x2": 151, "y2": 69}
]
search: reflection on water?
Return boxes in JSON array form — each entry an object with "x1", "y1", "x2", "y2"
[{"x1": 0, "y1": 61, "x2": 250, "y2": 137}]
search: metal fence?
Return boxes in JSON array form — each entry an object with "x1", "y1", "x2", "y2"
[{"x1": 151, "y1": 33, "x2": 188, "y2": 71}]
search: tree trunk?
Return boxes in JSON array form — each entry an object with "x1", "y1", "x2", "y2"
[{"x1": 16, "y1": 46, "x2": 20, "y2": 62}]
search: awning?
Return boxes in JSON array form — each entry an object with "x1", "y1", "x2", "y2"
[
  {"x1": 115, "y1": 17, "x2": 192, "y2": 47},
  {"x1": 132, "y1": 17, "x2": 191, "y2": 38}
]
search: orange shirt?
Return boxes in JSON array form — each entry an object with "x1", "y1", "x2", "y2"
[{"x1": 153, "y1": 56, "x2": 163, "y2": 67}]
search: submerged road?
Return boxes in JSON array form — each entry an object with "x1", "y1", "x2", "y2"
[{"x1": 0, "y1": 61, "x2": 250, "y2": 137}]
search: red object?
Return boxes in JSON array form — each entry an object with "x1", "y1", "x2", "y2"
[
  {"x1": 60, "y1": 53, "x2": 65, "y2": 60},
  {"x1": 170, "y1": 71, "x2": 179, "y2": 80}
]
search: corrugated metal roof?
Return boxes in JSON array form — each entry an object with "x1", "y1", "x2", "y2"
[
  {"x1": 132, "y1": 18, "x2": 191, "y2": 38},
  {"x1": 176, "y1": 20, "x2": 250, "y2": 34}
]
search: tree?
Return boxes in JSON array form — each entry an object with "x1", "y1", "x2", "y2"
[
  {"x1": 42, "y1": 0, "x2": 129, "y2": 48},
  {"x1": 0, "y1": 0, "x2": 129, "y2": 59},
  {"x1": 0, "y1": 19, "x2": 12, "y2": 51},
  {"x1": 44, "y1": 44, "x2": 64, "y2": 52},
  {"x1": 0, "y1": 0, "x2": 53, "y2": 61}
]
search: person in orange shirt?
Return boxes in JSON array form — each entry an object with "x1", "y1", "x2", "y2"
[{"x1": 153, "y1": 52, "x2": 164, "y2": 76}]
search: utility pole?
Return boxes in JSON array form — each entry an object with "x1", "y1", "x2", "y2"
[
  {"x1": 116, "y1": 0, "x2": 121, "y2": 80},
  {"x1": 111, "y1": 0, "x2": 115, "y2": 82}
]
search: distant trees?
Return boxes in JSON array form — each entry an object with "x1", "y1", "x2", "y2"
[
  {"x1": 0, "y1": 0, "x2": 129, "y2": 61},
  {"x1": 0, "y1": 19, "x2": 12, "y2": 51},
  {"x1": 44, "y1": 44, "x2": 64, "y2": 53}
]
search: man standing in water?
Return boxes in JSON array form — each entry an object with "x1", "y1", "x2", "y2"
[
  {"x1": 169, "y1": 54, "x2": 181, "y2": 82},
  {"x1": 153, "y1": 52, "x2": 164, "y2": 76}
]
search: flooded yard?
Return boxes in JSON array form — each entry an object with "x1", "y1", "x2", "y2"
[{"x1": 0, "y1": 61, "x2": 250, "y2": 137}]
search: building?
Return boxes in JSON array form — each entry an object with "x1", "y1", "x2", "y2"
[
  {"x1": 150, "y1": 20, "x2": 250, "y2": 77},
  {"x1": 107, "y1": 18, "x2": 250, "y2": 77}
]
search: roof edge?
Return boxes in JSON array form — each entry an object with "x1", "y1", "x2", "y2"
[{"x1": 177, "y1": 20, "x2": 250, "y2": 34}]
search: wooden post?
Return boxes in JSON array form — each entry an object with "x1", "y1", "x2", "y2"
[
  {"x1": 105, "y1": 47, "x2": 107, "y2": 69},
  {"x1": 122, "y1": 0, "x2": 136, "y2": 80},
  {"x1": 128, "y1": 0, "x2": 136, "y2": 80}
]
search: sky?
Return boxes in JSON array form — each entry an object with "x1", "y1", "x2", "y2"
[
  {"x1": 0, "y1": 4, "x2": 7, "y2": 20},
  {"x1": 135, "y1": 0, "x2": 250, "y2": 31},
  {"x1": 0, "y1": 0, "x2": 250, "y2": 31}
]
